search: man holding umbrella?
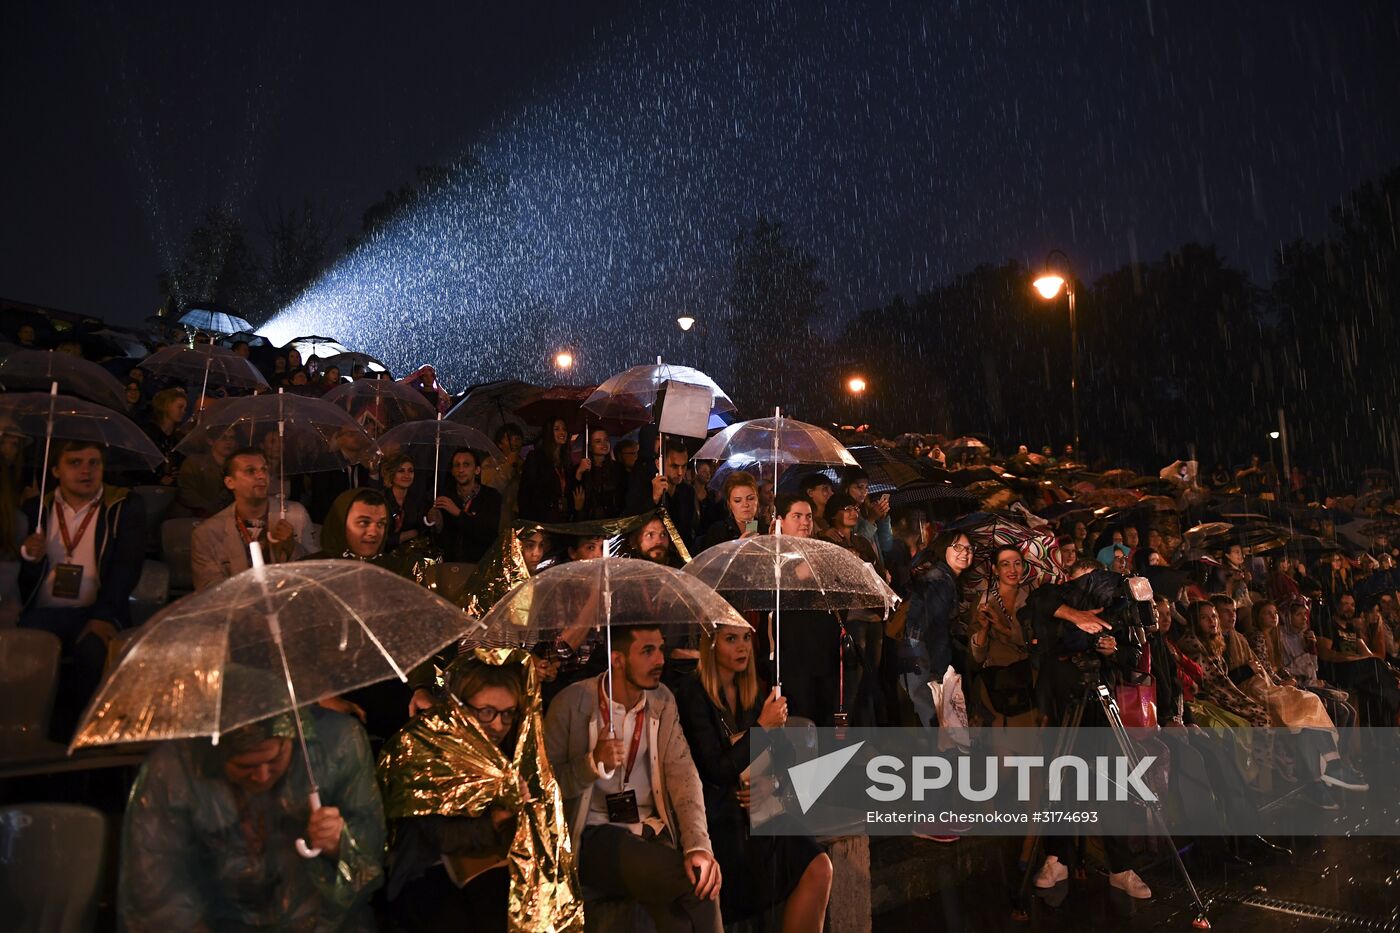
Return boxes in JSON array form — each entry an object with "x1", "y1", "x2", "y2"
[
  {"x1": 19, "y1": 439, "x2": 146, "y2": 735},
  {"x1": 191, "y1": 447, "x2": 310, "y2": 591}
]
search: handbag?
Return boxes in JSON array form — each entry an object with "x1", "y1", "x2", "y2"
[
  {"x1": 1115, "y1": 677, "x2": 1158, "y2": 728},
  {"x1": 978, "y1": 659, "x2": 1037, "y2": 717}
]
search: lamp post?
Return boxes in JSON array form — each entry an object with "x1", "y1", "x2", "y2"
[
  {"x1": 1033, "y1": 250, "x2": 1079, "y2": 457},
  {"x1": 676, "y1": 315, "x2": 708, "y2": 370},
  {"x1": 846, "y1": 375, "x2": 867, "y2": 428},
  {"x1": 553, "y1": 350, "x2": 575, "y2": 379}
]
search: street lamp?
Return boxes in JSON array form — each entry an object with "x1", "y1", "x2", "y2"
[
  {"x1": 1032, "y1": 249, "x2": 1079, "y2": 457},
  {"x1": 1269, "y1": 431, "x2": 1280, "y2": 440},
  {"x1": 553, "y1": 350, "x2": 574, "y2": 371},
  {"x1": 677, "y1": 315, "x2": 696, "y2": 332},
  {"x1": 847, "y1": 376, "x2": 866, "y2": 395}
]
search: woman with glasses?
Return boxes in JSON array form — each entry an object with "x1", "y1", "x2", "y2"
[
  {"x1": 897, "y1": 529, "x2": 974, "y2": 728},
  {"x1": 967, "y1": 545, "x2": 1038, "y2": 727},
  {"x1": 381, "y1": 651, "x2": 581, "y2": 933}
]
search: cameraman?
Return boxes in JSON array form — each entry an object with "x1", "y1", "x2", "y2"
[{"x1": 1019, "y1": 559, "x2": 1155, "y2": 899}]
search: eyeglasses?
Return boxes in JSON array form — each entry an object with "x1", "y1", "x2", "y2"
[
  {"x1": 466, "y1": 704, "x2": 518, "y2": 726},
  {"x1": 950, "y1": 544, "x2": 973, "y2": 555},
  {"x1": 840, "y1": 505, "x2": 860, "y2": 513}
]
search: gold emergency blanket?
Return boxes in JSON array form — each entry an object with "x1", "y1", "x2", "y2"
[
  {"x1": 457, "y1": 508, "x2": 692, "y2": 618},
  {"x1": 378, "y1": 648, "x2": 583, "y2": 932}
]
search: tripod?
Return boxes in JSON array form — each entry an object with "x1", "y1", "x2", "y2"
[{"x1": 1011, "y1": 679, "x2": 1212, "y2": 929}]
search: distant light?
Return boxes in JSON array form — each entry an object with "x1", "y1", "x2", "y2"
[
  {"x1": 847, "y1": 376, "x2": 867, "y2": 395},
  {"x1": 554, "y1": 351, "x2": 574, "y2": 370},
  {"x1": 1269, "y1": 431, "x2": 1280, "y2": 439},
  {"x1": 677, "y1": 315, "x2": 696, "y2": 332},
  {"x1": 1033, "y1": 274, "x2": 1066, "y2": 300}
]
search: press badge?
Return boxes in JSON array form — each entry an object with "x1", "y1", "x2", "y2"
[
  {"x1": 605, "y1": 789, "x2": 640, "y2": 824},
  {"x1": 52, "y1": 563, "x2": 84, "y2": 599}
]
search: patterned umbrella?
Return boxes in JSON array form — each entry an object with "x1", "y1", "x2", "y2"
[{"x1": 945, "y1": 511, "x2": 1064, "y2": 589}]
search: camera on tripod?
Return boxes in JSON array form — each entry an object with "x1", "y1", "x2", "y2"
[{"x1": 1022, "y1": 570, "x2": 1156, "y2": 698}]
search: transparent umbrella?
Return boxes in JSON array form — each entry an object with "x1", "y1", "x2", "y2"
[
  {"x1": 378, "y1": 416, "x2": 504, "y2": 500},
  {"x1": 321, "y1": 351, "x2": 387, "y2": 374},
  {"x1": 0, "y1": 349, "x2": 131, "y2": 411},
  {"x1": 463, "y1": 557, "x2": 750, "y2": 730},
  {"x1": 175, "y1": 390, "x2": 377, "y2": 516},
  {"x1": 695, "y1": 409, "x2": 857, "y2": 487},
  {"x1": 290, "y1": 335, "x2": 349, "y2": 359},
  {"x1": 683, "y1": 535, "x2": 896, "y2": 689},
  {"x1": 71, "y1": 554, "x2": 470, "y2": 855},
  {"x1": 0, "y1": 387, "x2": 163, "y2": 531},
  {"x1": 324, "y1": 379, "x2": 436, "y2": 437},
  {"x1": 583, "y1": 359, "x2": 736, "y2": 427},
  {"x1": 136, "y1": 344, "x2": 269, "y2": 414}
]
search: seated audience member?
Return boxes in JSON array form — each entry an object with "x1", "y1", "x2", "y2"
[
  {"x1": 191, "y1": 448, "x2": 310, "y2": 590},
  {"x1": 700, "y1": 472, "x2": 760, "y2": 552},
  {"x1": 673, "y1": 625, "x2": 833, "y2": 930},
  {"x1": 1313, "y1": 591, "x2": 1400, "y2": 725},
  {"x1": 172, "y1": 428, "x2": 237, "y2": 518},
  {"x1": 428, "y1": 447, "x2": 502, "y2": 563},
  {"x1": 381, "y1": 650, "x2": 582, "y2": 933},
  {"x1": 119, "y1": 712, "x2": 385, "y2": 932},
  {"x1": 544, "y1": 624, "x2": 723, "y2": 933},
  {"x1": 518, "y1": 419, "x2": 573, "y2": 524},
  {"x1": 308, "y1": 488, "x2": 389, "y2": 561},
  {"x1": 18, "y1": 440, "x2": 146, "y2": 735},
  {"x1": 142, "y1": 387, "x2": 188, "y2": 485},
  {"x1": 574, "y1": 428, "x2": 629, "y2": 521},
  {"x1": 627, "y1": 514, "x2": 675, "y2": 565},
  {"x1": 482, "y1": 423, "x2": 524, "y2": 532},
  {"x1": 379, "y1": 452, "x2": 430, "y2": 551},
  {"x1": 628, "y1": 440, "x2": 700, "y2": 550}
]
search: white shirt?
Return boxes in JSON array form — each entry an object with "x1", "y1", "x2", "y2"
[
  {"x1": 28, "y1": 487, "x2": 104, "y2": 608},
  {"x1": 585, "y1": 678, "x2": 659, "y2": 834}
]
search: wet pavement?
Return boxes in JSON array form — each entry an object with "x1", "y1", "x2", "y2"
[{"x1": 872, "y1": 834, "x2": 1400, "y2": 932}]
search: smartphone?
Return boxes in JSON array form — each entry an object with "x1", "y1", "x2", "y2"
[{"x1": 745, "y1": 520, "x2": 758, "y2": 535}]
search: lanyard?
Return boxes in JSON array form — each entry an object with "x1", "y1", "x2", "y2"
[
  {"x1": 234, "y1": 512, "x2": 265, "y2": 550},
  {"x1": 55, "y1": 497, "x2": 100, "y2": 561},
  {"x1": 598, "y1": 677, "x2": 646, "y2": 786}
]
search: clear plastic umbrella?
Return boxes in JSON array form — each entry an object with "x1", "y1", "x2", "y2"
[
  {"x1": 683, "y1": 535, "x2": 896, "y2": 688},
  {"x1": 324, "y1": 379, "x2": 436, "y2": 437},
  {"x1": 175, "y1": 390, "x2": 377, "y2": 516},
  {"x1": 695, "y1": 408, "x2": 857, "y2": 487},
  {"x1": 321, "y1": 351, "x2": 387, "y2": 374},
  {"x1": 136, "y1": 344, "x2": 269, "y2": 414},
  {"x1": 463, "y1": 557, "x2": 750, "y2": 731},
  {"x1": 0, "y1": 349, "x2": 131, "y2": 411},
  {"x1": 0, "y1": 387, "x2": 164, "y2": 532},
  {"x1": 71, "y1": 554, "x2": 470, "y2": 855},
  {"x1": 378, "y1": 416, "x2": 504, "y2": 500},
  {"x1": 289, "y1": 335, "x2": 349, "y2": 359},
  {"x1": 178, "y1": 308, "x2": 253, "y2": 335},
  {"x1": 583, "y1": 359, "x2": 736, "y2": 427}
]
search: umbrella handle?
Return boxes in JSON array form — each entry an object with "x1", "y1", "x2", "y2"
[{"x1": 295, "y1": 791, "x2": 324, "y2": 859}]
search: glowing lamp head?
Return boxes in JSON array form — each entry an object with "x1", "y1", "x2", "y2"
[
  {"x1": 847, "y1": 376, "x2": 867, "y2": 395},
  {"x1": 554, "y1": 351, "x2": 574, "y2": 370},
  {"x1": 1269, "y1": 431, "x2": 1281, "y2": 440},
  {"x1": 1033, "y1": 274, "x2": 1067, "y2": 300},
  {"x1": 677, "y1": 315, "x2": 696, "y2": 332}
]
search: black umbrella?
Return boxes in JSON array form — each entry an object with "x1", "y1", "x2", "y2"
[{"x1": 886, "y1": 481, "x2": 982, "y2": 519}]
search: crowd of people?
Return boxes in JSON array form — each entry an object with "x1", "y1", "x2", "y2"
[{"x1": 3, "y1": 323, "x2": 1400, "y2": 930}]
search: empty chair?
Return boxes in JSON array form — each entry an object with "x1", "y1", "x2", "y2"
[
  {"x1": 161, "y1": 518, "x2": 201, "y2": 593},
  {"x1": 0, "y1": 629, "x2": 64, "y2": 759},
  {"x1": 132, "y1": 485, "x2": 176, "y2": 555},
  {"x1": 0, "y1": 804, "x2": 107, "y2": 933},
  {"x1": 128, "y1": 560, "x2": 170, "y2": 627}
]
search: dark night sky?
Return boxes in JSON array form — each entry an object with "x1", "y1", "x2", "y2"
[{"x1": 3, "y1": 0, "x2": 1399, "y2": 380}]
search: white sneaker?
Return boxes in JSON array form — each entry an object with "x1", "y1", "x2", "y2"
[
  {"x1": 1109, "y1": 870, "x2": 1152, "y2": 899},
  {"x1": 1034, "y1": 856, "x2": 1068, "y2": 889}
]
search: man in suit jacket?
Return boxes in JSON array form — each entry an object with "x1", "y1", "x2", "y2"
[
  {"x1": 19, "y1": 439, "x2": 146, "y2": 736},
  {"x1": 191, "y1": 447, "x2": 310, "y2": 591},
  {"x1": 544, "y1": 624, "x2": 722, "y2": 933}
]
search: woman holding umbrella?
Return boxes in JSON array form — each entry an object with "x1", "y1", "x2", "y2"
[
  {"x1": 967, "y1": 546, "x2": 1038, "y2": 728},
  {"x1": 673, "y1": 627, "x2": 833, "y2": 932},
  {"x1": 898, "y1": 529, "x2": 974, "y2": 728},
  {"x1": 699, "y1": 472, "x2": 761, "y2": 551},
  {"x1": 379, "y1": 453, "x2": 430, "y2": 551}
]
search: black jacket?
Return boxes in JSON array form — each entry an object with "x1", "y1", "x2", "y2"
[
  {"x1": 20, "y1": 487, "x2": 147, "y2": 629},
  {"x1": 431, "y1": 484, "x2": 502, "y2": 563}
]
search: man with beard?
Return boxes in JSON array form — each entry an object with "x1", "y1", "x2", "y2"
[
  {"x1": 544, "y1": 624, "x2": 722, "y2": 933},
  {"x1": 191, "y1": 448, "x2": 310, "y2": 591},
  {"x1": 627, "y1": 515, "x2": 673, "y2": 564},
  {"x1": 628, "y1": 439, "x2": 699, "y2": 552}
]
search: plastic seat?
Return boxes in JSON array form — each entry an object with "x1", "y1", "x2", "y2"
[
  {"x1": 128, "y1": 560, "x2": 170, "y2": 626},
  {"x1": 132, "y1": 485, "x2": 176, "y2": 555},
  {"x1": 0, "y1": 803, "x2": 107, "y2": 933},
  {"x1": 161, "y1": 517, "x2": 201, "y2": 593},
  {"x1": 0, "y1": 629, "x2": 64, "y2": 759}
]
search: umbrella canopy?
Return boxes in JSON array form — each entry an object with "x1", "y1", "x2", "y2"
[
  {"x1": 0, "y1": 391, "x2": 163, "y2": 471},
  {"x1": 583, "y1": 362, "x2": 736, "y2": 427},
  {"x1": 846, "y1": 445, "x2": 949, "y2": 489},
  {"x1": 463, "y1": 556, "x2": 750, "y2": 649},
  {"x1": 447, "y1": 380, "x2": 541, "y2": 432},
  {"x1": 84, "y1": 328, "x2": 151, "y2": 359},
  {"x1": 944, "y1": 510, "x2": 1064, "y2": 589},
  {"x1": 324, "y1": 379, "x2": 436, "y2": 437},
  {"x1": 178, "y1": 307, "x2": 252, "y2": 335},
  {"x1": 378, "y1": 419, "x2": 504, "y2": 469},
  {"x1": 218, "y1": 330, "x2": 268, "y2": 348},
  {"x1": 0, "y1": 349, "x2": 131, "y2": 411},
  {"x1": 175, "y1": 393, "x2": 377, "y2": 475},
  {"x1": 886, "y1": 481, "x2": 983, "y2": 519},
  {"x1": 321, "y1": 352, "x2": 387, "y2": 374},
  {"x1": 289, "y1": 335, "x2": 349, "y2": 359},
  {"x1": 695, "y1": 411, "x2": 857, "y2": 486},
  {"x1": 683, "y1": 535, "x2": 896, "y2": 614},
  {"x1": 72, "y1": 559, "x2": 469, "y2": 749},
  {"x1": 515, "y1": 385, "x2": 599, "y2": 433},
  {"x1": 137, "y1": 344, "x2": 269, "y2": 394}
]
